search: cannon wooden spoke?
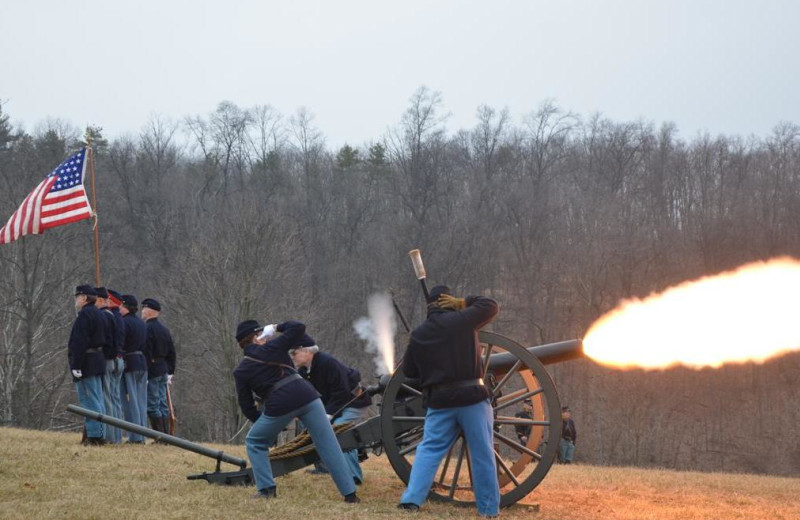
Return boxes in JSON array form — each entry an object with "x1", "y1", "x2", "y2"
[
  {"x1": 381, "y1": 331, "x2": 563, "y2": 508},
  {"x1": 495, "y1": 415, "x2": 551, "y2": 426}
]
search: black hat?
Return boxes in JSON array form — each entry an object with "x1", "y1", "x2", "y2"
[
  {"x1": 298, "y1": 333, "x2": 317, "y2": 348},
  {"x1": 141, "y1": 298, "x2": 161, "y2": 311},
  {"x1": 236, "y1": 320, "x2": 263, "y2": 342},
  {"x1": 121, "y1": 294, "x2": 138, "y2": 309},
  {"x1": 94, "y1": 287, "x2": 109, "y2": 299},
  {"x1": 75, "y1": 285, "x2": 96, "y2": 297},
  {"x1": 427, "y1": 285, "x2": 452, "y2": 304}
]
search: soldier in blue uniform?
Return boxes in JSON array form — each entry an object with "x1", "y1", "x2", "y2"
[
  {"x1": 292, "y1": 340, "x2": 372, "y2": 484},
  {"x1": 233, "y1": 320, "x2": 359, "y2": 503},
  {"x1": 68, "y1": 285, "x2": 107, "y2": 445},
  {"x1": 142, "y1": 298, "x2": 176, "y2": 435},
  {"x1": 397, "y1": 285, "x2": 500, "y2": 517},
  {"x1": 95, "y1": 287, "x2": 125, "y2": 443},
  {"x1": 119, "y1": 294, "x2": 149, "y2": 443}
]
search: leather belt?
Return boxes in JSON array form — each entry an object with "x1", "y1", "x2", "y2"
[
  {"x1": 430, "y1": 378, "x2": 485, "y2": 392},
  {"x1": 265, "y1": 373, "x2": 303, "y2": 401},
  {"x1": 124, "y1": 351, "x2": 144, "y2": 356},
  {"x1": 85, "y1": 348, "x2": 102, "y2": 353}
]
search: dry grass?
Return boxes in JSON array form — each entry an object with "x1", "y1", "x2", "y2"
[{"x1": 1, "y1": 426, "x2": 798, "y2": 520}]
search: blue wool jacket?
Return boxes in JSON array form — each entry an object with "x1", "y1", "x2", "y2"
[
  {"x1": 233, "y1": 321, "x2": 319, "y2": 422},
  {"x1": 402, "y1": 296, "x2": 498, "y2": 409},
  {"x1": 68, "y1": 302, "x2": 107, "y2": 377},
  {"x1": 122, "y1": 312, "x2": 148, "y2": 373},
  {"x1": 99, "y1": 307, "x2": 121, "y2": 359},
  {"x1": 299, "y1": 351, "x2": 371, "y2": 416},
  {"x1": 109, "y1": 307, "x2": 126, "y2": 356},
  {"x1": 145, "y1": 318, "x2": 176, "y2": 378}
]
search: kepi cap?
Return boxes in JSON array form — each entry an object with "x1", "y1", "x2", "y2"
[
  {"x1": 141, "y1": 298, "x2": 161, "y2": 311},
  {"x1": 75, "y1": 285, "x2": 96, "y2": 297},
  {"x1": 236, "y1": 320, "x2": 263, "y2": 342}
]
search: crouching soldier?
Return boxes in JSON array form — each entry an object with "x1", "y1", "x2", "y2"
[
  {"x1": 233, "y1": 320, "x2": 359, "y2": 503},
  {"x1": 291, "y1": 339, "x2": 372, "y2": 484}
]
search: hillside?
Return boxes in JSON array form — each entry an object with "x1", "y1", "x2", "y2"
[{"x1": 1, "y1": 427, "x2": 798, "y2": 520}]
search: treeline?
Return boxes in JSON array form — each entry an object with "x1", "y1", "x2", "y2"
[{"x1": 1, "y1": 88, "x2": 799, "y2": 475}]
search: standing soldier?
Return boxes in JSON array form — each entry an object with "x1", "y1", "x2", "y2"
[
  {"x1": 142, "y1": 298, "x2": 176, "y2": 435},
  {"x1": 559, "y1": 406, "x2": 577, "y2": 464},
  {"x1": 291, "y1": 339, "x2": 372, "y2": 484},
  {"x1": 68, "y1": 285, "x2": 107, "y2": 445},
  {"x1": 119, "y1": 294, "x2": 148, "y2": 443},
  {"x1": 95, "y1": 287, "x2": 124, "y2": 444},
  {"x1": 397, "y1": 285, "x2": 500, "y2": 518}
]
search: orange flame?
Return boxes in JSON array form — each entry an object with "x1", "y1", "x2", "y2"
[{"x1": 583, "y1": 257, "x2": 800, "y2": 370}]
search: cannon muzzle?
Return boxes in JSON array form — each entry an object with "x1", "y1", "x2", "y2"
[
  {"x1": 67, "y1": 404, "x2": 247, "y2": 469},
  {"x1": 488, "y1": 339, "x2": 583, "y2": 373}
]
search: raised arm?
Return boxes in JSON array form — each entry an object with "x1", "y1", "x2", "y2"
[
  {"x1": 458, "y1": 296, "x2": 499, "y2": 330},
  {"x1": 264, "y1": 321, "x2": 307, "y2": 352}
]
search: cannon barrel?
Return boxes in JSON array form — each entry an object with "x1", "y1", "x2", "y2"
[
  {"x1": 67, "y1": 404, "x2": 247, "y2": 469},
  {"x1": 488, "y1": 338, "x2": 583, "y2": 372}
]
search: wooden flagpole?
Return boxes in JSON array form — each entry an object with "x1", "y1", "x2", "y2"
[{"x1": 87, "y1": 137, "x2": 101, "y2": 286}]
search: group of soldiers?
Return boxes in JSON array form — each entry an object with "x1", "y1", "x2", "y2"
[
  {"x1": 232, "y1": 285, "x2": 502, "y2": 517},
  {"x1": 69, "y1": 281, "x2": 502, "y2": 517},
  {"x1": 69, "y1": 285, "x2": 176, "y2": 445}
]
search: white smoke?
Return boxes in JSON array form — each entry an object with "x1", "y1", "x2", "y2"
[{"x1": 353, "y1": 293, "x2": 397, "y2": 375}]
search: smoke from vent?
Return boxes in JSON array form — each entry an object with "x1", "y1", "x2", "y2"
[{"x1": 354, "y1": 293, "x2": 397, "y2": 375}]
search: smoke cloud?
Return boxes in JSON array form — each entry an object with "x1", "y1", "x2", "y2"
[{"x1": 354, "y1": 293, "x2": 397, "y2": 375}]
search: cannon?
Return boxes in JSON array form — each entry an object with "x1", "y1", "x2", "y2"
[{"x1": 67, "y1": 336, "x2": 582, "y2": 507}]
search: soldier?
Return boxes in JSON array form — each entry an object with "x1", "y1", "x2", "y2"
[
  {"x1": 119, "y1": 294, "x2": 148, "y2": 443},
  {"x1": 68, "y1": 285, "x2": 107, "y2": 445},
  {"x1": 233, "y1": 320, "x2": 359, "y2": 503},
  {"x1": 559, "y1": 406, "x2": 577, "y2": 464},
  {"x1": 291, "y1": 340, "x2": 372, "y2": 485},
  {"x1": 95, "y1": 286, "x2": 125, "y2": 444},
  {"x1": 397, "y1": 285, "x2": 500, "y2": 518},
  {"x1": 141, "y1": 298, "x2": 176, "y2": 435}
]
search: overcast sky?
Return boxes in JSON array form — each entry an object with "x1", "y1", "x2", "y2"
[{"x1": 1, "y1": 0, "x2": 798, "y2": 147}]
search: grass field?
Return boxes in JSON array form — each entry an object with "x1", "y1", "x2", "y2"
[{"x1": 1, "y1": 427, "x2": 798, "y2": 520}]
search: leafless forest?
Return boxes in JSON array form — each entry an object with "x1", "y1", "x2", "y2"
[{"x1": 1, "y1": 88, "x2": 799, "y2": 476}]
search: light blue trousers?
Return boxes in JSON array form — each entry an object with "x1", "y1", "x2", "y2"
[
  {"x1": 559, "y1": 438, "x2": 575, "y2": 462},
  {"x1": 246, "y1": 398, "x2": 356, "y2": 496},
  {"x1": 315, "y1": 406, "x2": 371, "y2": 483},
  {"x1": 121, "y1": 370, "x2": 148, "y2": 442},
  {"x1": 400, "y1": 399, "x2": 500, "y2": 517},
  {"x1": 75, "y1": 375, "x2": 105, "y2": 438},
  {"x1": 147, "y1": 374, "x2": 168, "y2": 418},
  {"x1": 103, "y1": 358, "x2": 125, "y2": 443}
]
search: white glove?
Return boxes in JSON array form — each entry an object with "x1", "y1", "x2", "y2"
[
  {"x1": 257, "y1": 324, "x2": 277, "y2": 341},
  {"x1": 326, "y1": 414, "x2": 334, "y2": 422},
  {"x1": 167, "y1": 374, "x2": 174, "y2": 385},
  {"x1": 72, "y1": 369, "x2": 82, "y2": 379}
]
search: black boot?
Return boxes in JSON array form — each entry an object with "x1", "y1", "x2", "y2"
[
  {"x1": 149, "y1": 415, "x2": 166, "y2": 443},
  {"x1": 252, "y1": 487, "x2": 277, "y2": 499},
  {"x1": 344, "y1": 492, "x2": 360, "y2": 503},
  {"x1": 149, "y1": 414, "x2": 161, "y2": 432}
]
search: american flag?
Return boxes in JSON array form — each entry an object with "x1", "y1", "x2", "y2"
[{"x1": 0, "y1": 148, "x2": 93, "y2": 245}]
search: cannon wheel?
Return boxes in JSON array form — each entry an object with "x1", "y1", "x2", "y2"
[{"x1": 380, "y1": 331, "x2": 562, "y2": 507}]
